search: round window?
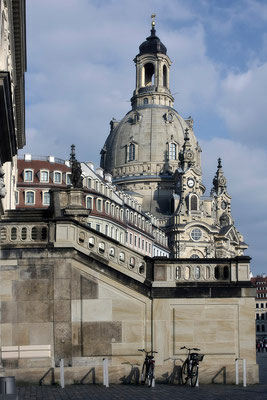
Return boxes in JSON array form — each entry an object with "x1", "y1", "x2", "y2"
[{"x1": 191, "y1": 228, "x2": 202, "y2": 241}]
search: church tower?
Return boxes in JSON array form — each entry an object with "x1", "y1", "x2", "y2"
[
  {"x1": 101, "y1": 16, "x2": 247, "y2": 259},
  {"x1": 101, "y1": 16, "x2": 201, "y2": 224}
]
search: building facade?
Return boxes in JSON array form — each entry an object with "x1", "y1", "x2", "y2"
[
  {"x1": 251, "y1": 275, "x2": 267, "y2": 340},
  {"x1": 16, "y1": 155, "x2": 71, "y2": 208},
  {"x1": 0, "y1": 0, "x2": 26, "y2": 213},
  {"x1": 0, "y1": 18, "x2": 258, "y2": 385}
]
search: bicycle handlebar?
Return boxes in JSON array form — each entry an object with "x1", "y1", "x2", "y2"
[
  {"x1": 180, "y1": 346, "x2": 200, "y2": 351},
  {"x1": 138, "y1": 349, "x2": 158, "y2": 354}
]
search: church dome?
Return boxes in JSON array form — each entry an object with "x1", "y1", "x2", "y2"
[
  {"x1": 139, "y1": 26, "x2": 167, "y2": 56},
  {"x1": 102, "y1": 105, "x2": 200, "y2": 180}
]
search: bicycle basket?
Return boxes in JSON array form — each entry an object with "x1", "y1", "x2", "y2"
[{"x1": 190, "y1": 353, "x2": 204, "y2": 362}]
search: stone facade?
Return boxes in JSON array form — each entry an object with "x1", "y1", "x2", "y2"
[
  {"x1": 0, "y1": 0, "x2": 26, "y2": 213},
  {"x1": 0, "y1": 189, "x2": 258, "y2": 384}
]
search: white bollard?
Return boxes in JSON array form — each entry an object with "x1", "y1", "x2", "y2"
[
  {"x1": 235, "y1": 359, "x2": 239, "y2": 385},
  {"x1": 235, "y1": 358, "x2": 246, "y2": 387},
  {"x1": 243, "y1": 359, "x2": 246, "y2": 387},
  {"x1": 60, "y1": 359, "x2": 65, "y2": 389},
  {"x1": 103, "y1": 358, "x2": 109, "y2": 387}
]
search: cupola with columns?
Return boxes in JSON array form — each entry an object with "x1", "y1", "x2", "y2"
[{"x1": 131, "y1": 14, "x2": 174, "y2": 109}]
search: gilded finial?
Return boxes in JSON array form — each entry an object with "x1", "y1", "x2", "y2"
[{"x1": 151, "y1": 13, "x2": 156, "y2": 27}]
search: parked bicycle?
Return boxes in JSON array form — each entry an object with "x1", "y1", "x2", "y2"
[
  {"x1": 138, "y1": 348, "x2": 158, "y2": 387},
  {"x1": 180, "y1": 346, "x2": 204, "y2": 387}
]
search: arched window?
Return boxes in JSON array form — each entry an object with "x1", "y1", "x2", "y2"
[
  {"x1": 184, "y1": 266, "x2": 190, "y2": 280},
  {"x1": 176, "y1": 266, "x2": 181, "y2": 280},
  {"x1": 0, "y1": 227, "x2": 7, "y2": 242},
  {"x1": 163, "y1": 65, "x2": 167, "y2": 87},
  {"x1": 41, "y1": 227, "x2": 47, "y2": 240},
  {"x1": 129, "y1": 257, "x2": 135, "y2": 268},
  {"x1": 190, "y1": 254, "x2": 199, "y2": 259},
  {"x1": 21, "y1": 227, "x2": 27, "y2": 241},
  {"x1": 143, "y1": 98, "x2": 148, "y2": 104},
  {"x1": 119, "y1": 252, "x2": 125, "y2": 262},
  {"x1": 86, "y1": 197, "x2": 93, "y2": 210},
  {"x1": 88, "y1": 237, "x2": 95, "y2": 248},
  {"x1": 129, "y1": 143, "x2": 135, "y2": 161},
  {"x1": 223, "y1": 266, "x2": 229, "y2": 280},
  {"x1": 31, "y1": 227, "x2": 38, "y2": 240},
  {"x1": 25, "y1": 191, "x2": 35, "y2": 205},
  {"x1": 195, "y1": 266, "x2": 201, "y2": 280},
  {"x1": 144, "y1": 63, "x2": 154, "y2": 86},
  {"x1": 190, "y1": 195, "x2": 198, "y2": 211},
  {"x1": 169, "y1": 143, "x2": 177, "y2": 160},
  {"x1": 98, "y1": 242, "x2": 105, "y2": 254},
  {"x1": 139, "y1": 263, "x2": 145, "y2": 274},
  {"x1": 11, "y1": 227, "x2": 17, "y2": 241}
]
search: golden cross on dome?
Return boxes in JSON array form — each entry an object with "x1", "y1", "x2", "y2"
[{"x1": 151, "y1": 13, "x2": 156, "y2": 27}]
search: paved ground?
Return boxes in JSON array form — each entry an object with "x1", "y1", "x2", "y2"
[
  {"x1": 13, "y1": 353, "x2": 267, "y2": 399},
  {"x1": 17, "y1": 383, "x2": 267, "y2": 400}
]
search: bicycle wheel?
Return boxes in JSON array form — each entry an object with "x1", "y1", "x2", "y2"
[
  {"x1": 190, "y1": 363, "x2": 198, "y2": 387},
  {"x1": 181, "y1": 361, "x2": 189, "y2": 385},
  {"x1": 147, "y1": 364, "x2": 154, "y2": 388},
  {"x1": 141, "y1": 362, "x2": 146, "y2": 384}
]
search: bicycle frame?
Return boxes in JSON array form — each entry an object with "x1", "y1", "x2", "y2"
[
  {"x1": 180, "y1": 346, "x2": 203, "y2": 387},
  {"x1": 138, "y1": 348, "x2": 158, "y2": 387}
]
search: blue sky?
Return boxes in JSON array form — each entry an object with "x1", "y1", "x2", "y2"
[{"x1": 24, "y1": 0, "x2": 267, "y2": 275}]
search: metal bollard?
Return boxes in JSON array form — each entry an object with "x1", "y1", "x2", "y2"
[
  {"x1": 60, "y1": 359, "x2": 65, "y2": 389},
  {"x1": 103, "y1": 358, "x2": 109, "y2": 387}
]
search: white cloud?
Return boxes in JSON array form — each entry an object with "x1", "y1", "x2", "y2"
[{"x1": 218, "y1": 62, "x2": 267, "y2": 145}]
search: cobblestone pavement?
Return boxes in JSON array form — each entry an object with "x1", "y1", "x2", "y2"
[
  {"x1": 17, "y1": 383, "x2": 267, "y2": 400},
  {"x1": 14, "y1": 353, "x2": 267, "y2": 400}
]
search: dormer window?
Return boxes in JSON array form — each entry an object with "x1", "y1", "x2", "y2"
[
  {"x1": 24, "y1": 169, "x2": 33, "y2": 182},
  {"x1": 129, "y1": 143, "x2": 135, "y2": 161},
  {"x1": 40, "y1": 170, "x2": 49, "y2": 182},
  {"x1": 54, "y1": 171, "x2": 62, "y2": 183},
  {"x1": 169, "y1": 143, "x2": 177, "y2": 160}
]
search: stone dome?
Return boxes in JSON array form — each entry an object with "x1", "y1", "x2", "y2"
[{"x1": 102, "y1": 105, "x2": 200, "y2": 180}]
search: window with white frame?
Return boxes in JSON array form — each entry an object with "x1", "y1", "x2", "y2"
[
  {"x1": 43, "y1": 191, "x2": 50, "y2": 205},
  {"x1": 96, "y1": 199, "x2": 102, "y2": 212},
  {"x1": 86, "y1": 196, "x2": 93, "y2": 210},
  {"x1": 169, "y1": 143, "x2": 177, "y2": 160},
  {"x1": 129, "y1": 143, "x2": 135, "y2": 161},
  {"x1": 87, "y1": 178, "x2": 92, "y2": 188},
  {"x1": 54, "y1": 171, "x2": 62, "y2": 183},
  {"x1": 105, "y1": 201, "x2": 110, "y2": 214},
  {"x1": 25, "y1": 191, "x2": 35, "y2": 205},
  {"x1": 15, "y1": 190, "x2": 19, "y2": 205},
  {"x1": 24, "y1": 169, "x2": 33, "y2": 182},
  {"x1": 40, "y1": 170, "x2": 49, "y2": 182},
  {"x1": 66, "y1": 173, "x2": 72, "y2": 185}
]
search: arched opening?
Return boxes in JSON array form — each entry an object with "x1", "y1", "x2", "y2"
[
  {"x1": 129, "y1": 143, "x2": 135, "y2": 161},
  {"x1": 163, "y1": 65, "x2": 167, "y2": 87},
  {"x1": 190, "y1": 195, "x2": 198, "y2": 211},
  {"x1": 144, "y1": 63, "x2": 154, "y2": 86},
  {"x1": 169, "y1": 143, "x2": 177, "y2": 160}
]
